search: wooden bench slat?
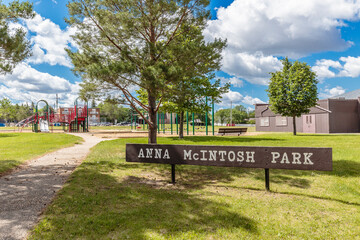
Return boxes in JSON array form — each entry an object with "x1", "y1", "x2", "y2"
[{"x1": 217, "y1": 127, "x2": 248, "y2": 136}]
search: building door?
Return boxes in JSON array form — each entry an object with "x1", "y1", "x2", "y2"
[{"x1": 303, "y1": 114, "x2": 316, "y2": 133}]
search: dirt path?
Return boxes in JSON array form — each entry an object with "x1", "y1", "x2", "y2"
[{"x1": 0, "y1": 133, "x2": 112, "y2": 240}]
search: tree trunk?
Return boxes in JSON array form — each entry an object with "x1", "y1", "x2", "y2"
[
  {"x1": 147, "y1": 93, "x2": 157, "y2": 144},
  {"x1": 179, "y1": 111, "x2": 184, "y2": 139},
  {"x1": 293, "y1": 116, "x2": 297, "y2": 135}
]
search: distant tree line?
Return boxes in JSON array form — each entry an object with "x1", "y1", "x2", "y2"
[
  {"x1": 0, "y1": 98, "x2": 33, "y2": 125},
  {"x1": 215, "y1": 105, "x2": 255, "y2": 124},
  {"x1": 97, "y1": 101, "x2": 131, "y2": 124}
]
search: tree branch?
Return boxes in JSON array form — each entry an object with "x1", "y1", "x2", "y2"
[{"x1": 80, "y1": 0, "x2": 142, "y2": 69}]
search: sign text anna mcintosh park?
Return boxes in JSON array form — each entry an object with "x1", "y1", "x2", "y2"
[{"x1": 126, "y1": 144, "x2": 332, "y2": 190}]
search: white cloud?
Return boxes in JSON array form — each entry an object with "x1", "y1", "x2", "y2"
[
  {"x1": 205, "y1": 0, "x2": 360, "y2": 84},
  {"x1": 319, "y1": 86, "x2": 346, "y2": 99},
  {"x1": 24, "y1": 14, "x2": 76, "y2": 67},
  {"x1": 0, "y1": 84, "x2": 79, "y2": 107},
  {"x1": 8, "y1": 22, "x2": 28, "y2": 35},
  {"x1": 221, "y1": 90, "x2": 244, "y2": 105},
  {"x1": 206, "y1": 0, "x2": 357, "y2": 58},
  {"x1": 218, "y1": 76, "x2": 244, "y2": 87},
  {"x1": 219, "y1": 90, "x2": 265, "y2": 107},
  {"x1": 221, "y1": 51, "x2": 282, "y2": 85},
  {"x1": 312, "y1": 59, "x2": 342, "y2": 79},
  {"x1": 329, "y1": 86, "x2": 345, "y2": 96},
  {"x1": 338, "y1": 56, "x2": 360, "y2": 77},
  {"x1": 0, "y1": 63, "x2": 71, "y2": 93},
  {"x1": 0, "y1": 64, "x2": 79, "y2": 106},
  {"x1": 313, "y1": 56, "x2": 360, "y2": 79},
  {"x1": 242, "y1": 96, "x2": 265, "y2": 105}
]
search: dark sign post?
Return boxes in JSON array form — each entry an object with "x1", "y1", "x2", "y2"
[{"x1": 126, "y1": 144, "x2": 332, "y2": 191}]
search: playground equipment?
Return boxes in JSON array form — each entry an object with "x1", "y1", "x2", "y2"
[
  {"x1": 33, "y1": 100, "x2": 50, "y2": 133},
  {"x1": 130, "y1": 97, "x2": 216, "y2": 136},
  {"x1": 66, "y1": 97, "x2": 89, "y2": 132},
  {"x1": 17, "y1": 98, "x2": 89, "y2": 133}
]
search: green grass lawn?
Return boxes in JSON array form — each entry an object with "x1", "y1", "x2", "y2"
[
  {"x1": 0, "y1": 133, "x2": 82, "y2": 174},
  {"x1": 30, "y1": 134, "x2": 360, "y2": 239}
]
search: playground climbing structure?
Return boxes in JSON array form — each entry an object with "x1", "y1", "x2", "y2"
[{"x1": 17, "y1": 99, "x2": 89, "y2": 133}]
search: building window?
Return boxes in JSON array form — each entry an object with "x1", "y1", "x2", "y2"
[
  {"x1": 260, "y1": 117, "x2": 269, "y2": 127},
  {"x1": 276, "y1": 116, "x2": 287, "y2": 126},
  {"x1": 305, "y1": 115, "x2": 312, "y2": 124}
]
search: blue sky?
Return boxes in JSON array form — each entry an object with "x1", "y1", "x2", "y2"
[{"x1": 2, "y1": 0, "x2": 360, "y2": 109}]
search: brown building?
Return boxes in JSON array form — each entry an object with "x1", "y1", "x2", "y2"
[
  {"x1": 255, "y1": 95, "x2": 360, "y2": 133},
  {"x1": 88, "y1": 108, "x2": 101, "y2": 124}
]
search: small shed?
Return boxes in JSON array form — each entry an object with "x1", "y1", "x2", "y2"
[{"x1": 255, "y1": 97, "x2": 360, "y2": 133}]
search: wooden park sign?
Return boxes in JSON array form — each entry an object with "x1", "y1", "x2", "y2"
[{"x1": 126, "y1": 144, "x2": 332, "y2": 191}]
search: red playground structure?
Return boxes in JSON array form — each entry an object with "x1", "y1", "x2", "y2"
[{"x1": 18, "y1": 98, "x2": 89, "y2": 133}]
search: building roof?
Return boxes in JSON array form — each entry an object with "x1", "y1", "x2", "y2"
[{"x1": 333, "y1": 89, "x2": 360, "y2": 99}]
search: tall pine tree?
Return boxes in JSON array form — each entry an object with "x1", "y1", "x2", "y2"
[{"x1": 66, "y1": 0, "x2": 225, "y2": 143}]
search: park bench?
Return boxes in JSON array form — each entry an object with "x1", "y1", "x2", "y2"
[{"x1": 217, "y1": 127, "x2": 247, "y2": 136}]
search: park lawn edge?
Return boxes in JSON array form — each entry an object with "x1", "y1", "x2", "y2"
[
  {"x1": 0, "y1": 133, "x2": 83, "y2": 176},
  {"x1": 29, "y1": 134, "x2": 360, "y2": 239}
]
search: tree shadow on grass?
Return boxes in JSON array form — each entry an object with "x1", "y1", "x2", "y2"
[
  {"x1": 90, "y1": 158, "x2": 360, "y2": 192},
  {"x1": 0, "y1": 133, "x2": 18, "y2": 138},
  {"x1": 90, "y1": 160, "x2": 259, "y2": 190},
  {"x1": 32, "y1": 166, "x2": 258, "y2": 239},
  {"x1": 264, "y1": 160, "x2": 360, "y2": 178},
  {"x1": 258, "y1": 174, "x2": 311, "y2": 189}
]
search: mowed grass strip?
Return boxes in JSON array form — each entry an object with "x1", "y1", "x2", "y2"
[
  {"x1": 30, "y1": 134, "x2": 360, "y2": 239},
  {"x1": 0, "y1": 133, "x2": 82, "y2": 174}
]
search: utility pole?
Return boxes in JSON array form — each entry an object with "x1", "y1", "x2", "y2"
[
  {"x1": 55, "y1": 94, "x2": 59, "y2": 111},
  {"x1": 230, "y1": 101, "x2": 232, "y2": 126}
]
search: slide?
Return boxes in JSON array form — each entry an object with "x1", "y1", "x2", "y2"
[
  {"x1": 39, "y1": 119, "x2": 49, "y2": 133},
  {"x1": 18, "y1": 115, "x2": 35, "y2": 132}
]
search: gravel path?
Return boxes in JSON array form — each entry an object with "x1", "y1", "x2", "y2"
[{"x1": 0, "y1": 133, "x2": 111, "y2": 240}]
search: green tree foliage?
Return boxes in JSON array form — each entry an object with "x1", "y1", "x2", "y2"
[
  {"x1": 0, "y1": 98, "x2": 14, "y2": 124},
  {"x1": 0, "y1": 98, "x2": 32, "y2": 124},
  {"x1": 98, "y1": 101, "x2": 130, "y2": 124},
  {"x1": 215, "y1": 105, "x2": 253, "y2": 124},
  {"x1": 159, "y1": 25, "x2": 228, "y2": 139},
  {"x1": 0, "y1": 0, "x2": 34, "y2": 74},
  {"x1": 215, "y1": 108, "x2": 229, "y2": 124},
  {"x1": 66, "y1": 0, "x2": 222, "y2": 143},
  {"x1": 267, "y1": 58, "x2": 318, "y2": 135},
  {"x1": 14, "y1": 103, "x2": 32, "y2": 121}
]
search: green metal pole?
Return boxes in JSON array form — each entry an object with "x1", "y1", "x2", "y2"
[
  {"x1": 205, "y1": 97, "x2": 208, "y2": 136},
  {"x1": 131, "y1": 110, "x2": 133, "y2": 130},
  {"x1": 163, "y1": 113, "x2": 165, "y2": 134},
  {"x1": 192, "y1": 112, "x2": 195, "y2": 135},
  {"x1": 212, "y1": 98, "x2": 215, "y2": 136},
  {"x1": 143, "y1": 114, "x2": 145, "y2": 130},
  {"x1": 176, "y1": 113, "x2": 178, "y2": 134},
  {"x1": 46, "y1": 105, "x2": 49, "y2": 122},
  {"x1": 186, "y1": 111, "x2": 189, "y2": 135},
  {"x1": 157, "y1": 112, "x2": 160, "y2": 134},
  {"x1": 35, "y1": 106, "x2": 38, "y2": 132},
  {"x1": 135, "y1": 115, "x2": 137, "y2": 130},
  {"x1": 171, "y1": 113, "x2": 173, "y2": 135}
]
